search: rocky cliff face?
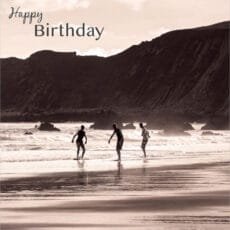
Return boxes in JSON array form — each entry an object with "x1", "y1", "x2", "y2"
[{"x1": 1, "y1": 21, "x2": 229, "y2": 122}]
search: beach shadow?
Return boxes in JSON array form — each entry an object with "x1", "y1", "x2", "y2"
[
  {"x1": 5, "y1": 190, "x2": 230, "y2": 213},
  {"x1": 1, "y1": 223, "x2": 131, "y2": 230}
]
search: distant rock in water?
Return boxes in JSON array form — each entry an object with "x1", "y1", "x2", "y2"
[
  {"x1": 152, "y1": 119, "x2": 192, "y2": 135},
  {"x1": 24, "y1": 131, "x2": 33, "y2": 135},
  {"x1": 146, "y1": 119, "x2": 194, "y2": 131},
  {"x1": 182, "y1": 122, "x2": 194, "y2": 131},
  {"x1": 201, "y1": 131, "x2": 222, "y2": 136},
  {"x1": 90, "y1": 110, "x2": 123, "y2": 130},
  {"x1": 201, "y1": 117, "x2": 229, "y2": 130},
  {"x1": 90, "y1": 120, "x2": 123, "y2": 130},
  {"x1": 38, "y1": 122, "x2": 60, "y2": 131},
  {"x1": 123, "y1": 123, "x2": 136, "y2": 129}
]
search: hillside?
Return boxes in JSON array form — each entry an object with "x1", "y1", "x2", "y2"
[{"x1": 1, "y1": 21, "x2": 229, "y2": 124}]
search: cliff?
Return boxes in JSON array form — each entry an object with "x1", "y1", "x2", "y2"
[{"x1": 1, "y1": 21, "x2": 229, "y2": 124}]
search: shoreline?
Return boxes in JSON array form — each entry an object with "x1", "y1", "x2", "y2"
[{"x1": 1, "y1": 152, "x2": 230, "y2": 179}]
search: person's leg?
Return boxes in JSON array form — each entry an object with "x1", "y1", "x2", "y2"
[
  {"x1": 116, "y1": 141, "x2": 120, "y2": 161},
  {"x1": 81, "y1": 143, "x2": 86, "y2": 159},
  {"x1": 143, "y1": 145, "x2": 146, "y2": 158},
  {"x1": 116, "y1": 149, "x2": 121, "y2": 161},
  {"x1": 116, "y1": 139, "x2": 123, "y2": 161},
  {"x1": 76, "y1": 142, "x2": 80, "y2": 159},
  {"x1": 141, "y1": 140, "x2": 147, "y2": 157}
]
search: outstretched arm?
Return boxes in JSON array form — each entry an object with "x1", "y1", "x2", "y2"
[
  {"x1": 72, "y1": 133, "x2": 77, "y2": 143},
  {"x1": 108, "y1": 131, "x2": 115, "y2": 144}
]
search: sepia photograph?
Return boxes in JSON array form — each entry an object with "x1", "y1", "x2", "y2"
[{"x1": 0, "y1": 0, "x2": 229, "y2": 229}]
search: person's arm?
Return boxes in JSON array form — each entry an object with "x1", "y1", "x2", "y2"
[
  {"x1": 108, "y1": 131, "x2": 115, "y2": 144},
  {"x1": 72, "y1": 133, "x2": 77, "y2": 143},
  {"x1": 84, "y1": 134, "x2": 87, "y2": 144},
  {"x1": 147, "y1": 130, "x2": 150, "y2": 138}
]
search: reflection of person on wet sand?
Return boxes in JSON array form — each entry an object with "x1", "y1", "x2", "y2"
[
  {"x1": 117, "y1": 161, "x2": 123, "y2": 178},
  {"x1": 114, "y1": 162, "x2": 123, "y2": 184},
  {"x1": 72, "y1": 125, "x2": 87, "y2": 160},
  {"x1": 76, "y1": 160, "x2": 89, "y2": 185},
  {"x1": 108, "y1": 124, "x2": 124, "y2": 161},
  {"x1": 77, "y1": 159, "x2": 85, "y2": 169},
  {"x1": 142, "y1": 158, "x2": 148, "y2": 175},
  {"x1": 140, "y1": 123, "x2": 150, "y2": 158}
]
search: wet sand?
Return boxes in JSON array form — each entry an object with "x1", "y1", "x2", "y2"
[{"x1": 1, "y1": 160, "x2": 230, "y2": 230}]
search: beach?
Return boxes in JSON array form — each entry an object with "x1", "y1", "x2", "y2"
[{"x1": 1, "y1": 123, "x2": 230, "y2": 229}]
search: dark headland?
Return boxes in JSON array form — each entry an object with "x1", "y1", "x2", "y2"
[{"x1": 1, "y1": 21, "x2": 229, "y2": 129}]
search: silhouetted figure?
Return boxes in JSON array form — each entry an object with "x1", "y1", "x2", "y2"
[
  {"x1": 108, "y1": 124, "x2": 124, "y2": 161},
  {"x1": 72, "y1": 125, "x2": 87, "y2": 160},
  {"x1": 140, "y1": 123, "x2": 150, "y2": 157}
]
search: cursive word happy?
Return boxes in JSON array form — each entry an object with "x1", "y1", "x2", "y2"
[{"x1": 9, "y1": 6, "x2": 43, "y2": 24}]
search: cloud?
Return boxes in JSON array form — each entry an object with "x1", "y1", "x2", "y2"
[
  {"x1": 56, "y1": 0, "x2": 90, "y2": 10},
  {"x1": 1, "y1": 0, "x2": 90, "y2": 12},
  {"x1": 75, "y1": 47, "x2": 122, "y2": 57},
  {"x1": 114, "y1": 0, "x2": 147, "y2": 11}
]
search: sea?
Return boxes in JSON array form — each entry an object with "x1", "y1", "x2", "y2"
[{"x1": 1, "y1": 122, "x2": 230, "y2": 179}]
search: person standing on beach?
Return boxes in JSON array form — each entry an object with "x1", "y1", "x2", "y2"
[
  {"x1": 140, "y1": 123, "x2": 150, "y2": 158},
  {"x1": 108, "y1": 124, "x2": 124, "y2": 161},
  {"x1": 72, "y1": 125, "x2": 87, "y2": 160}
]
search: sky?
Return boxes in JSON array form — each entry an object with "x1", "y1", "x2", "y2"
[{"x1": 0, "y1": 0, "x2": 229, "y2": 58}]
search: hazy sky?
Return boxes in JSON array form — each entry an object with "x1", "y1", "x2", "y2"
[{"x1": 0, "y1": 0, "x2": 229, "y2": 58}]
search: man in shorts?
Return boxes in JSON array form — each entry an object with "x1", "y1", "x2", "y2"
[
  {"x1": 108, "y1": 124, "x2": 124, "y2": 161},
  {"x1": 72, "y1": 125, "x2": 87, "y2": 160},
  {"x1": 140, "y1": 123, "x2": 150, "y2": 158}
]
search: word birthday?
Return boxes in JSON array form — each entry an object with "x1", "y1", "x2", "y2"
[
  {"x1": 35, "y1": 23, "x2": 104, "y2": 40},
  {"x1": 9, "y1": 6, "x2": 43, "y2": 24}
]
